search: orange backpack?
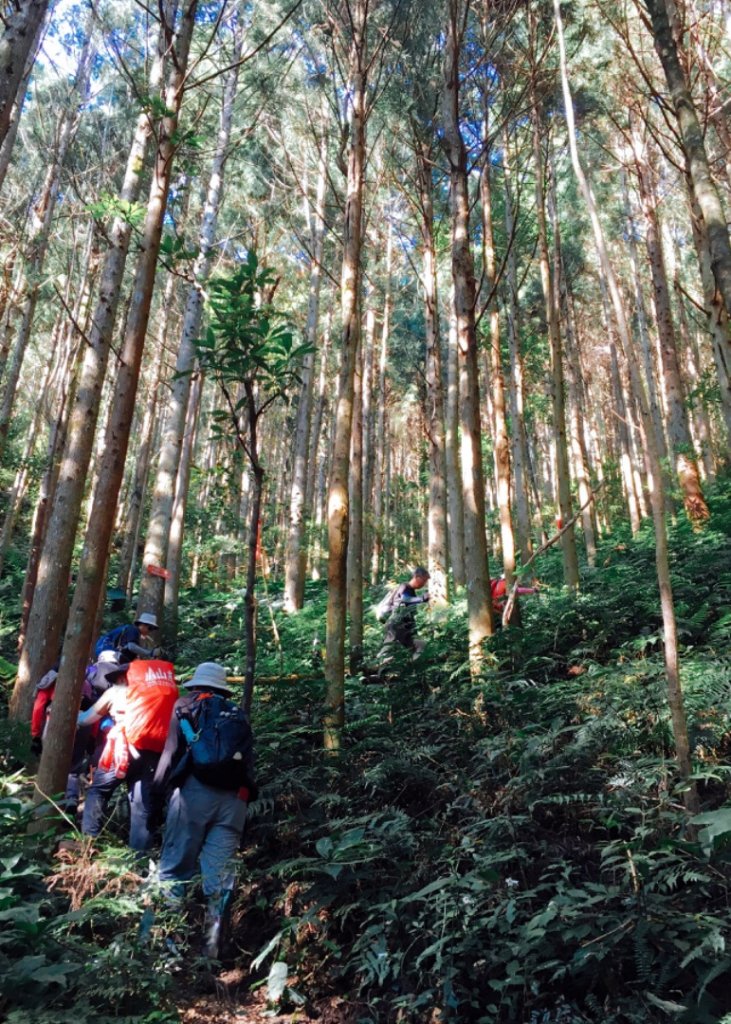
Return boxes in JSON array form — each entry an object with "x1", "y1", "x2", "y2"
[{"x1": 124, "y1": 659, "x2": 178, "y2": 753}]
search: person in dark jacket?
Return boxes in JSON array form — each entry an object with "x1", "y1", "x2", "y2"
[
  {"x1": 94, "y1": 612, "x2": 160, "y2": 663},
  {"x1": 380, "y1": 566, "x2": 431, "y2": 661}
]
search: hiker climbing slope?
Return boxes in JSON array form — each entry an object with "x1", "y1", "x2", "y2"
[
  {"x1": 377, "y1": 566, "x2": 431, "y2": 662},
  {"x1": 150, "y1": 662, "x2": 257, "y2": 959},
  {"x1": 94, "y1": 612, "x2": 161, "y2": 663},
  {"x1": 78, "y1": 659, "x2": 178, "y2": 852}
]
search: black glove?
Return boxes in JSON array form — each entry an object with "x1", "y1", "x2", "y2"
[
  {"x1": 422, "y1": 592, "x2": 430, "y2": 603},
  {"x1": 30, "y1": 736, "x2": 42, "y2": 756}
]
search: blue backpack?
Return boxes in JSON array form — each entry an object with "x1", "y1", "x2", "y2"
[
  {"x1": 94, "y1": 624, "x2": 133, "y2": 660},
  {"x1": 177, "y1": 692, "x2": 254, "y2": 791}
]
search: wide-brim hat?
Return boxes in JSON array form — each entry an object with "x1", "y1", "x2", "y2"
[
  {"x1": 94, "y1": 654, "x2": 121, "y2": 689},
  {"x1": 135, "y1": 612, "x2": 159, "y2": 630},
  {"x1": 106, "y1": 664, "x2": 130, "y2": 683},
  {"x1": 182, "y1": 662, "x2": 233, "y2": 695}
]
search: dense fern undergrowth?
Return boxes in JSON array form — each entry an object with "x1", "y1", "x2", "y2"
[{"x1": 2, "y1": 487, "x2": 731, "y2": 1024}]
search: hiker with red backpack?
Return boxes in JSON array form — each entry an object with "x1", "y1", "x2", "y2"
[
  {"x1": 77, "y1": 658, "x2": 178, "y2": 852},
  {"x1": 30, "y1": 652, "x2": 120, "y2": 818},
  {"x1": 149, "y1": 662, "x2": 257, "y2": 958},
  {"x1": 490, "y1": 576, "x2": 538, "y2": 625}
]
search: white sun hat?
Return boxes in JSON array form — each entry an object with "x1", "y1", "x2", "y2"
[
  {"x1": 182, "y1": 662, "x2": 233, "y2": 695},
  {"x1": 135, "y1": 612, "x2": 159, "y2": 629}
]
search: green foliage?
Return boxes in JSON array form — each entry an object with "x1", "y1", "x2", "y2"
[
  {"x1": 0, "y1": 777, "x2": 181, "y2": 1022},
  {"x1": 219, "y1": 485, "x2": 731, "y2": 1022},
  {"x1": 87, "y1": 193, "x2": 146, "y2": 228},
  {"x1": 195, "y1": 250, "x2": 310, "y2": 410},
  {"x1": 2, "y1": 487, "x2": 731, "y2": 1022}
]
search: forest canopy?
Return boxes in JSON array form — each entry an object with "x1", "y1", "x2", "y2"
[{"x1": 0, "y1": 0, "x2": 730, "y2": 1021}]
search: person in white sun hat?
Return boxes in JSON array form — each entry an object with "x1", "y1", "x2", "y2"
[{"x1": 150, "y1": 662, "x2": 257, "y2": 959}]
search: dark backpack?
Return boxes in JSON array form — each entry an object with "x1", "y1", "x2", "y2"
[
  {"x1": 94, "y1": 624, "x2": 132, "y2": 660},
  {"x1": 177, "y1": 692, "x2": 254, "y2": 791},
  {"x1": 374, "y1": 586, "x2": 399, "y2": 623}
]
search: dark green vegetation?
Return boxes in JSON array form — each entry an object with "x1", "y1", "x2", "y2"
[{"x1": 2, "y1": 486, "x2": 731, "y2": 1023}]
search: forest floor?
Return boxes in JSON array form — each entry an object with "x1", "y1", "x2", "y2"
[{"x1": 2, "y1": 484, "x2": 731, "y2": 1023}]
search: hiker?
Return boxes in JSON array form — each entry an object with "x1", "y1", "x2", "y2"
[
  {"x1": 149, "y1": 662, "x2": 257, "y2": 958},
  {"x1": 30, "y1": 655, "x2": 116, "y2": 818},
  {"x1": 94, "y1": 612, "x2": 161, "y2": 664},
  {"x1": 78, "y1": 658, "x2": 178, "y2": 852},
  {"x1": 378, "y1": 566, "x2": 431, "y2": 661},
  {"x1": 490, "y1": 576, "x2": 537, "y2": 623}
]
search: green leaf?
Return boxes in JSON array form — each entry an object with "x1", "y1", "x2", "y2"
[
  {"x1": 315, "y1": 837, "x2": 334, "y2": 858},
  {"x1": 645, "y1": 991, "x2": 687, "y2": 1014},
  {"x1": 692, "y1": 807, "x2": 731, "y2": 853}
]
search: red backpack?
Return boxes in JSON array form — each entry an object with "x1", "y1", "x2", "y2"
[{"x1": 124, "y1": 659, "x2": 178, "y2": 753}]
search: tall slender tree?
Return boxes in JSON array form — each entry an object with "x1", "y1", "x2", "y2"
[
  {"x1": 32, "y1": 0, "x2": 199, "y2": 803},
  {"x1": 442, "y1": 0, "x2": 494, "y2": 664}
]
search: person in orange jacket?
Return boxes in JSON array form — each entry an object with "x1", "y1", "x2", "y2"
[{"x1": 490, "y1": 576, "x2": 537, "y2": 623}]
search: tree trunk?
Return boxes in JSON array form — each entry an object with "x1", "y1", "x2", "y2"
[
  {"x1": 502, "y1": 154, "x2": 532, "y2": 569},
  {"x1": 305, "y1": 304, "x2": 331, "y2": 529},
  {"x1": 137, "y1": 19, "x2": 243, "y2": 624},
  {"x1": 284, "y1": 109, "x2": 328, "y2": 612},
  {"x1": 529, "y1": 60, "x2": 579, "y2": 587},
  {"x1": 414, "y1": 138, "x2": 448, "y2": 606},
  {"x1": 0, "y1": 20, "x2": 42, "y2": 195},
  {"x1": 556, "y1": 0, "x2": 697, "y2": 810},
  {"x1": 9, "y1": 13, "x2": 168, "y2": 721},
  {"x1": 442, "y1": 0, "x2": 494, "y2": 665},
  {"x1": 0, "y1": 0, "x2": 49, "y2": 147},
  {"x1": 324, "y1": 0, "x2": 368, "y2": 751},
  {"x1": 445, "y1": 284, "x2": 465, "y2": 587},
  {"x1": 673, "y1": 274, "x2": 715, "y2": 480},
  {"x1": 116, "y1": 366, "x2": 164, "y2": 599},
  {"x1": 621, "y1": 168, "x2": 668, "y2": 461},
  {"x1": 0, "y1": 329, "x2": 57, "y2": 577},
  {"x1": 484, "y1": 130, "x2": 515, "y2": 588},
  {"x1": 347, "y1": 341, "x2": 363, "y2": 671},
  {"x1": 0, "y1": 29, "x2": 94, "y2": 465},
  {"x1": 369, "y1": 226, "x2": 392, "y2": 585},
  {"x1": 33, "y1": 2, "x2": 198, "y2": 804},
  {"x1": 0, "y1": 213, "x2": 96, "y2": 578},
  {"x1": 17, "y1": 324, "x2": 85, "y2": 655},
  {"x1": 550, "y1": 186, "x2": 597, "y2": 566},
  {"x1": 632, "y1": 130, "x2": 709, "y2": 524},
  {"x1": 241, "y1": 382, "x2": 263, "y2": 716},
  {"x1": 561, "y1": 272, "x2": 599, "y2": 558},
  {"x1": 644, "y1": 0, "x2": 731, "y2": 320},
  {"x1": 685, "y1": 173, "x2": 731, "y2": 452},
  {"x1": 164, "y1": 371, "x2": 203, "y2": 642}
]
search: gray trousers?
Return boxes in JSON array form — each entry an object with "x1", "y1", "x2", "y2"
[{"x1": 158, "y1": 774, "x2": 247, "y2": 902}]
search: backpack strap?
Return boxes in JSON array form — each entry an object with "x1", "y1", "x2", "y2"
[{"x1": 176, "y1": 691, "x2": 215, "y2": 745}]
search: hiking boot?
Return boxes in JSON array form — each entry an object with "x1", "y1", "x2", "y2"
[
  {"x1": 412, "y1": 638, "x2": 426, "y2": 659},
  {"x1": 202, "y1": 909, "x2": 222, "y2": 959}
]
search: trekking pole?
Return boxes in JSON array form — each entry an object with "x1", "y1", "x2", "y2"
[
  {"x1": 502, "y1": 481, "x2": 604, "y2": 625},
  {"x1": 254, "y1": 545, "x2": 284, "y2": 678}
]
